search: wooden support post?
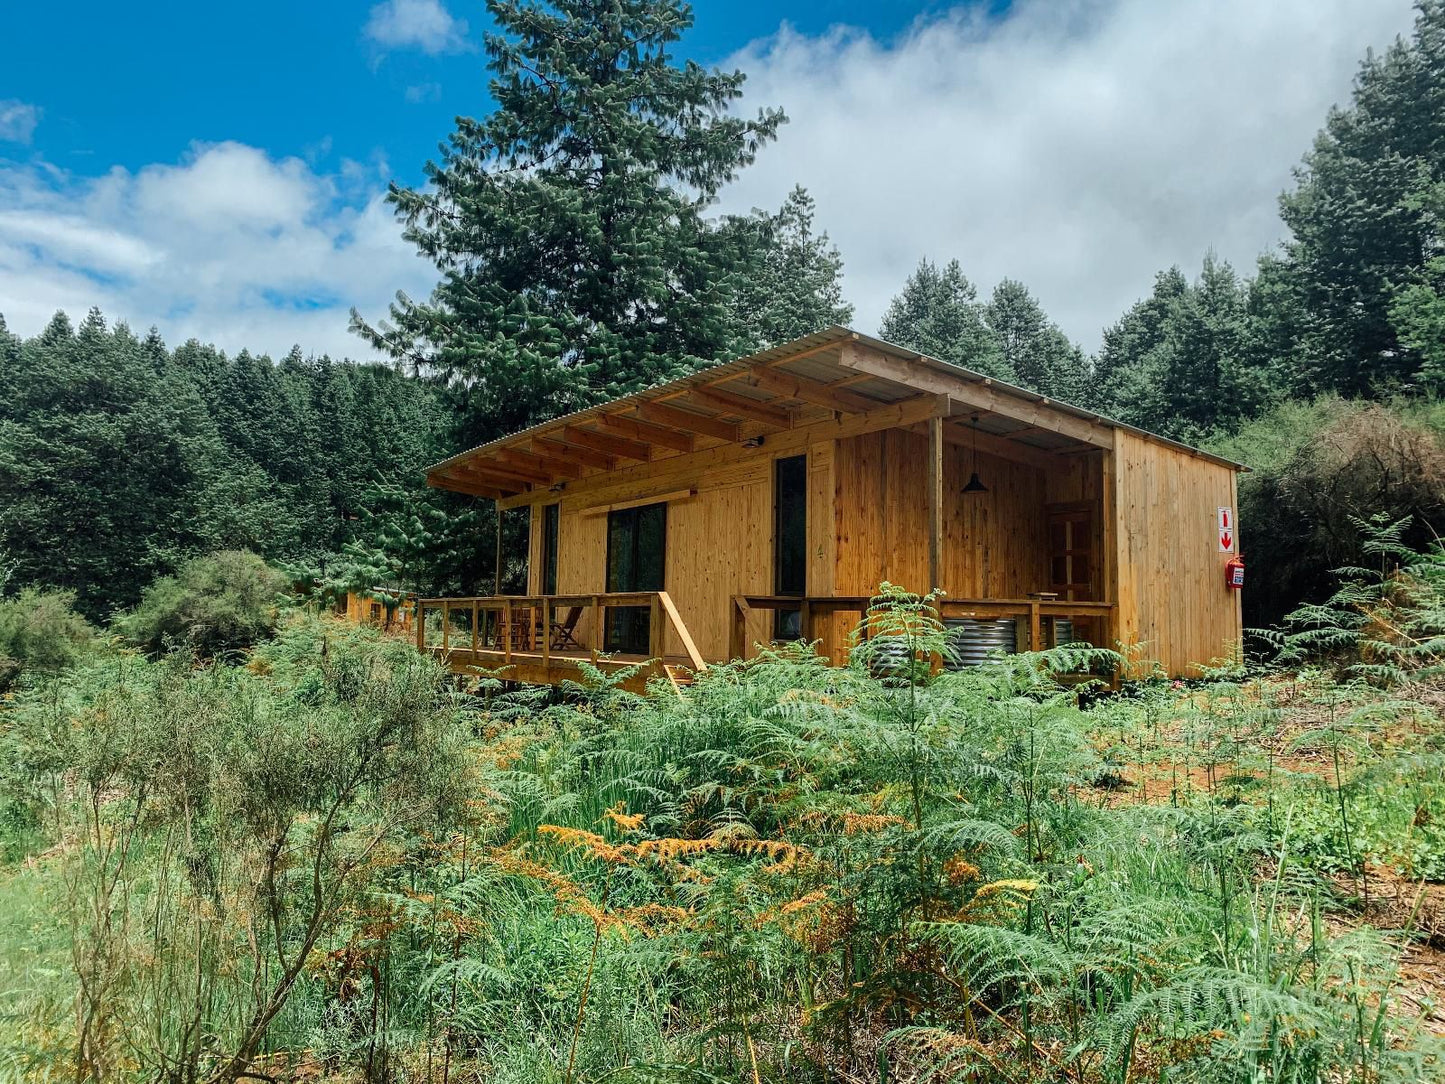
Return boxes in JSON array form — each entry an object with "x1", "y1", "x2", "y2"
[
  {"x1": 471, "y1": 600, "x2": 479, "y2": 656},
  {"x1": 928, "y1": 415, "x2": 944, "y2": 594},
  {"x1": 442, "y1": 601, "x2": 450, "y2": 654},
  {"x1": 1029, "y1": 600, "x2": 1042, "y2": 653},
  {"x1": 799, "y1": 599, "x2": 813, "y2": 645},
  {"x1": 649, "y1": 593, "x2": 664, "y2": 662},
  {"x1": 416, "y1": 604, "x2": 426, "y2": 653},
  {"x1": 730, "y1": 597, "x2": 750, "y2": 662},
  {"x1": 494, "y1": 508, "x2": 503, "y2": 596},
  {"x1": 541, "y1": 599, "x2": 551, "y2": 667},
  {"x1": 590, "y1": 596, "x2": 602, "y2": 663},
  {"x1": 503, "y1": 599, "x2": 513, "y2": 664}
]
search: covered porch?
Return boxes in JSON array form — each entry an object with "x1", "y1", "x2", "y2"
[
  {"x1": 416, "y1": 328, "x2": 1243, "y2": 683},
  {"x1": 414, "y1": 589, "x2": 1115, "y2": 691}
]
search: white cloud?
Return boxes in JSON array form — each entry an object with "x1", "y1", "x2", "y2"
[
  {"x1": 405, "y1": 82, "x2": 444, "y2": 104},
  {"x1": 365, "y1": 0, "x2": 471, "y2": 55},
  {"x1": 0, "y1": 100, "x2": 41, "y2": 144},
  {"x1": 0, "y1": 142, "x2": 435, "y2": 360},
  {"x1": 0, "y1": 0, "x2": 1419, "y2": 363},
  {"x1": 716, "y1": 0, "x2": 1418, "y2": 350}
]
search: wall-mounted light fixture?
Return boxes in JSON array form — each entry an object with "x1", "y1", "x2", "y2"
[
  {"x1": 741, "y1": 435, "x2": 766, "y2": 449},
  {"x1": 549, "y1": 482, "x2": 566, "y2": 493}
]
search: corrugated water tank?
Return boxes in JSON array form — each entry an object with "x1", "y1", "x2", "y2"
[{"x1": 943, "y1": 617, "x2": 1018, "y2": 669}]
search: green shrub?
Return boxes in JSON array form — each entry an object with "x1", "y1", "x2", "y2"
[
  {"x1": 0, "y1": 588, "x2": 93, "y2": 689},
  {"x1": 118, "y1": 550, "x2": 289, "y2": 658},
  {"x1": 1213, "y1": 397, "x2": 1445, "y2": 630}
]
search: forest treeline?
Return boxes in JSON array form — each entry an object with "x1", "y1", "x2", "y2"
[{"x1": 4, "y1": 0, "x2": 1445, "y2": 629}]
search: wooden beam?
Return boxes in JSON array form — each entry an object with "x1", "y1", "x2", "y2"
[
  {"x1": 493, "y1": 510, "x2": 503, "y2": 594},
  {"x1": 579, "y1": 488, "x2": 696, "y2": 518},
  {"x1": 636, "y1": 400, "x2": 740, "y2": 443},
  {"x1": 839, "y1": 343, "x2": 1113, "y2": 449},
  {"x1": 561, "y1": 425, "x2": 651, "y2": 462},
  {"x1": 533, "y1": 435, "x2": 615, "y2": 472},
  {"x1": 909, "y1": 420, "x2": 1062, "y2": 473},
  {"x1": 928, "y1": 415, "x2": 944, "y2": 593},
  {"x1": 488, "y1": 393, "x2": 950, "y2": 511},
  {"x1": 599, "y1": 413, "x2": 694, "y2": 453},
  {"x1": 453, "y1": 460, "x2": 550, "y2": 487},
  {"x1": 658, "y1": 590, "x2": 707, "y2": 671},
  {"x1": 498, "y1": 446, "x2": 581, "y2": 479},
  {"x1": 743, "y1": 366, "x2": 881, "y2": 413},
  {"x1": 687, "y1": 387, "x2": 792, "y2": 428},
  {"x1": 428, "y1": 474, "x2": 510, "y2": 499}
]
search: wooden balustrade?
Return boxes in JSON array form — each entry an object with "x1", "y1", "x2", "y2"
[
  {"x1": 413, "y1": 591, "x2": 708, "y2": 683},
  {"x1": 731, "y1": 594, "x2": 1116, "y2": 662}
]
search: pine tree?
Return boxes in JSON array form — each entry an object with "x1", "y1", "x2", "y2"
[
  {"x1": 725, "y1": 186, "x2": 853, "y2": 348},
  {"x1": 0, "y1": 311, "x2": 226, "y2": 616},
  {"x1": 983, "y1": 279, "x2": 1089, "y2": 401},
  {"x1": 352, "y1": 0, "x2": 786, "y2": 446},
  {"x1": 1272, "y1": 0, "x2": 1445, "y2": 394},
  {"x1": 1094, "y1": 258, "x2": 1273, "y2": 440},
  {"x1": 879, "y1": 258, "x2": 1007, "y2": 378}
]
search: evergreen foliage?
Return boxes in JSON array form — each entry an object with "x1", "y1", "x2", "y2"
[
  {"x1": 352, "y1": 0, "x2": 849, "y2": 449},
  {"x1": 984, "y1": 278, "x2": 1090, "y2": 401},
  {"x1": 879, "y1": 258, "x2": 1009, "y2": 379},
  {"x1": 1091, "y1": 256, "x2": 1273, "y2": 440},
  {"x1": 1271, "y1": 0, "x2": 1445, "y2": 394},
  {"x1": 0, "y1": 311, "x2": 445, "y2": 618}
]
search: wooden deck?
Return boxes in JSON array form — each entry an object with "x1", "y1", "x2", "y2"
[
  {"x1": 415, "y1": 591, "x2": 707, "y2": 693},
  {"x1": 414, "y1": 591, "x2": 1116, "y2": 691},
  {"x1": 425, "y1": 644, "x2": 698, "y2": 693}
]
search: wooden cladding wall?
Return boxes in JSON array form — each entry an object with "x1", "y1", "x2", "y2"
[
  {"x1": 535, "y1": 455, "x2": 772, "y2": 661},
  {"x1": 1112, "y1": 430, "x2": 1242, "y2": 676},
  {"x1": 832, "y1": 429, "x2": 1054, "y2": 599}
]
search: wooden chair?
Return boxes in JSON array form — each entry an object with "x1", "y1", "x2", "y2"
[{"x1": 550, "y1": 606, "x2": 585, "y2": 651}]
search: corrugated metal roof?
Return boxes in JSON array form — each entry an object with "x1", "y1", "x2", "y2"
[{"x1": 425, "y1": 325, "x2": 1247, "y2": 478}]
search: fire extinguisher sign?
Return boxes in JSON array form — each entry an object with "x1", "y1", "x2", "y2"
[{"x1": 1218, "y1": 506, "x2": 1235, "y2": 552}]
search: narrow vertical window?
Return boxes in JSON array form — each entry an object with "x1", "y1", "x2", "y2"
[{"x1": 774, "y1": 454, "x2": 807, "y2": 639}]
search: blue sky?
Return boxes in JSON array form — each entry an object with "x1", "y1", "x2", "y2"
[
  {"x1": 4, "y1": 2, "x2": 970, "y2": 186},
  {"x1": 0, "y1": 0, "x2": 1419, "y2": 360}
]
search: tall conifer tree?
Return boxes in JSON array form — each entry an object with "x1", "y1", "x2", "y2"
[{"x1": 353, "y1": 0, "x2": 786, "y2": 446}]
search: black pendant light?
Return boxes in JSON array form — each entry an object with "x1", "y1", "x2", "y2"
[{"x1": 962, "y1": 412, "x2": 988, "y2": 494}]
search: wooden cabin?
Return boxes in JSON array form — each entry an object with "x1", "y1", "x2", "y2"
[
  {"x1": 342, "y1": 588, "x2": 415, "y2": 635},
  {"x1": 416, "y1": 327, "x2": 1245, "y2": 688}
]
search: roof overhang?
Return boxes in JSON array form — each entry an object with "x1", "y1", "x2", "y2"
[{"x1": 425, "y1": 326, "x2": 1246, "y2": 500}]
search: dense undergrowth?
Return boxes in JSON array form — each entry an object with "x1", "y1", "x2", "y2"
[{"x1": 1, "y1": 584, "x2": 1443, "y2": 1084}]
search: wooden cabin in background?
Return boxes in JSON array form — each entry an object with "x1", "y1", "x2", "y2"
[{"x1": 416, "y1": 327, "x2": 1245, "y2": 688}]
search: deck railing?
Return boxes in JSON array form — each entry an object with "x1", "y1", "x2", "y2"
[
  {"x1": 414, "y1": 591, "x2": 707, "y2": 673},
  {"x1": 731, "y1": 594, "x2": 1115, "y2": 661}
]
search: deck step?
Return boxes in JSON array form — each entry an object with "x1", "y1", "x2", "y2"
[{"x1": 662, "y1": 663, "x2": 695, "y2": 695}]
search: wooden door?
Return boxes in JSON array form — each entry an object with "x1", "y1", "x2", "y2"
[{"x1": 1047, "y1": 503, "x2": 1094, "y2": 601}]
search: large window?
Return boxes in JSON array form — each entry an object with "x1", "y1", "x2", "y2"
[
  {"x1": 774, "y1": 454, "x2": 807, "y2": 639},
  {"x1": 605, "y1": 502, "x2": 666, "y2": 654},
  {"x1": 542, "y1": 503, "x2": 560, "y2": 595}
]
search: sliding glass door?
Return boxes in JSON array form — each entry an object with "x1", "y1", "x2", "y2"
[{"x1": 605, "y1": 502, "x2": 666, "y2": 654}]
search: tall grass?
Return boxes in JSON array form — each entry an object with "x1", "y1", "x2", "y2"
[{"x1": 0, "y1": 591, "x2": 1440, "y2": 1082}]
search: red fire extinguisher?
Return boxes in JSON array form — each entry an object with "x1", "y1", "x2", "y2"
[{"x1": 1225, "y1": 555, "x2": 1244, "y2": 590}]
